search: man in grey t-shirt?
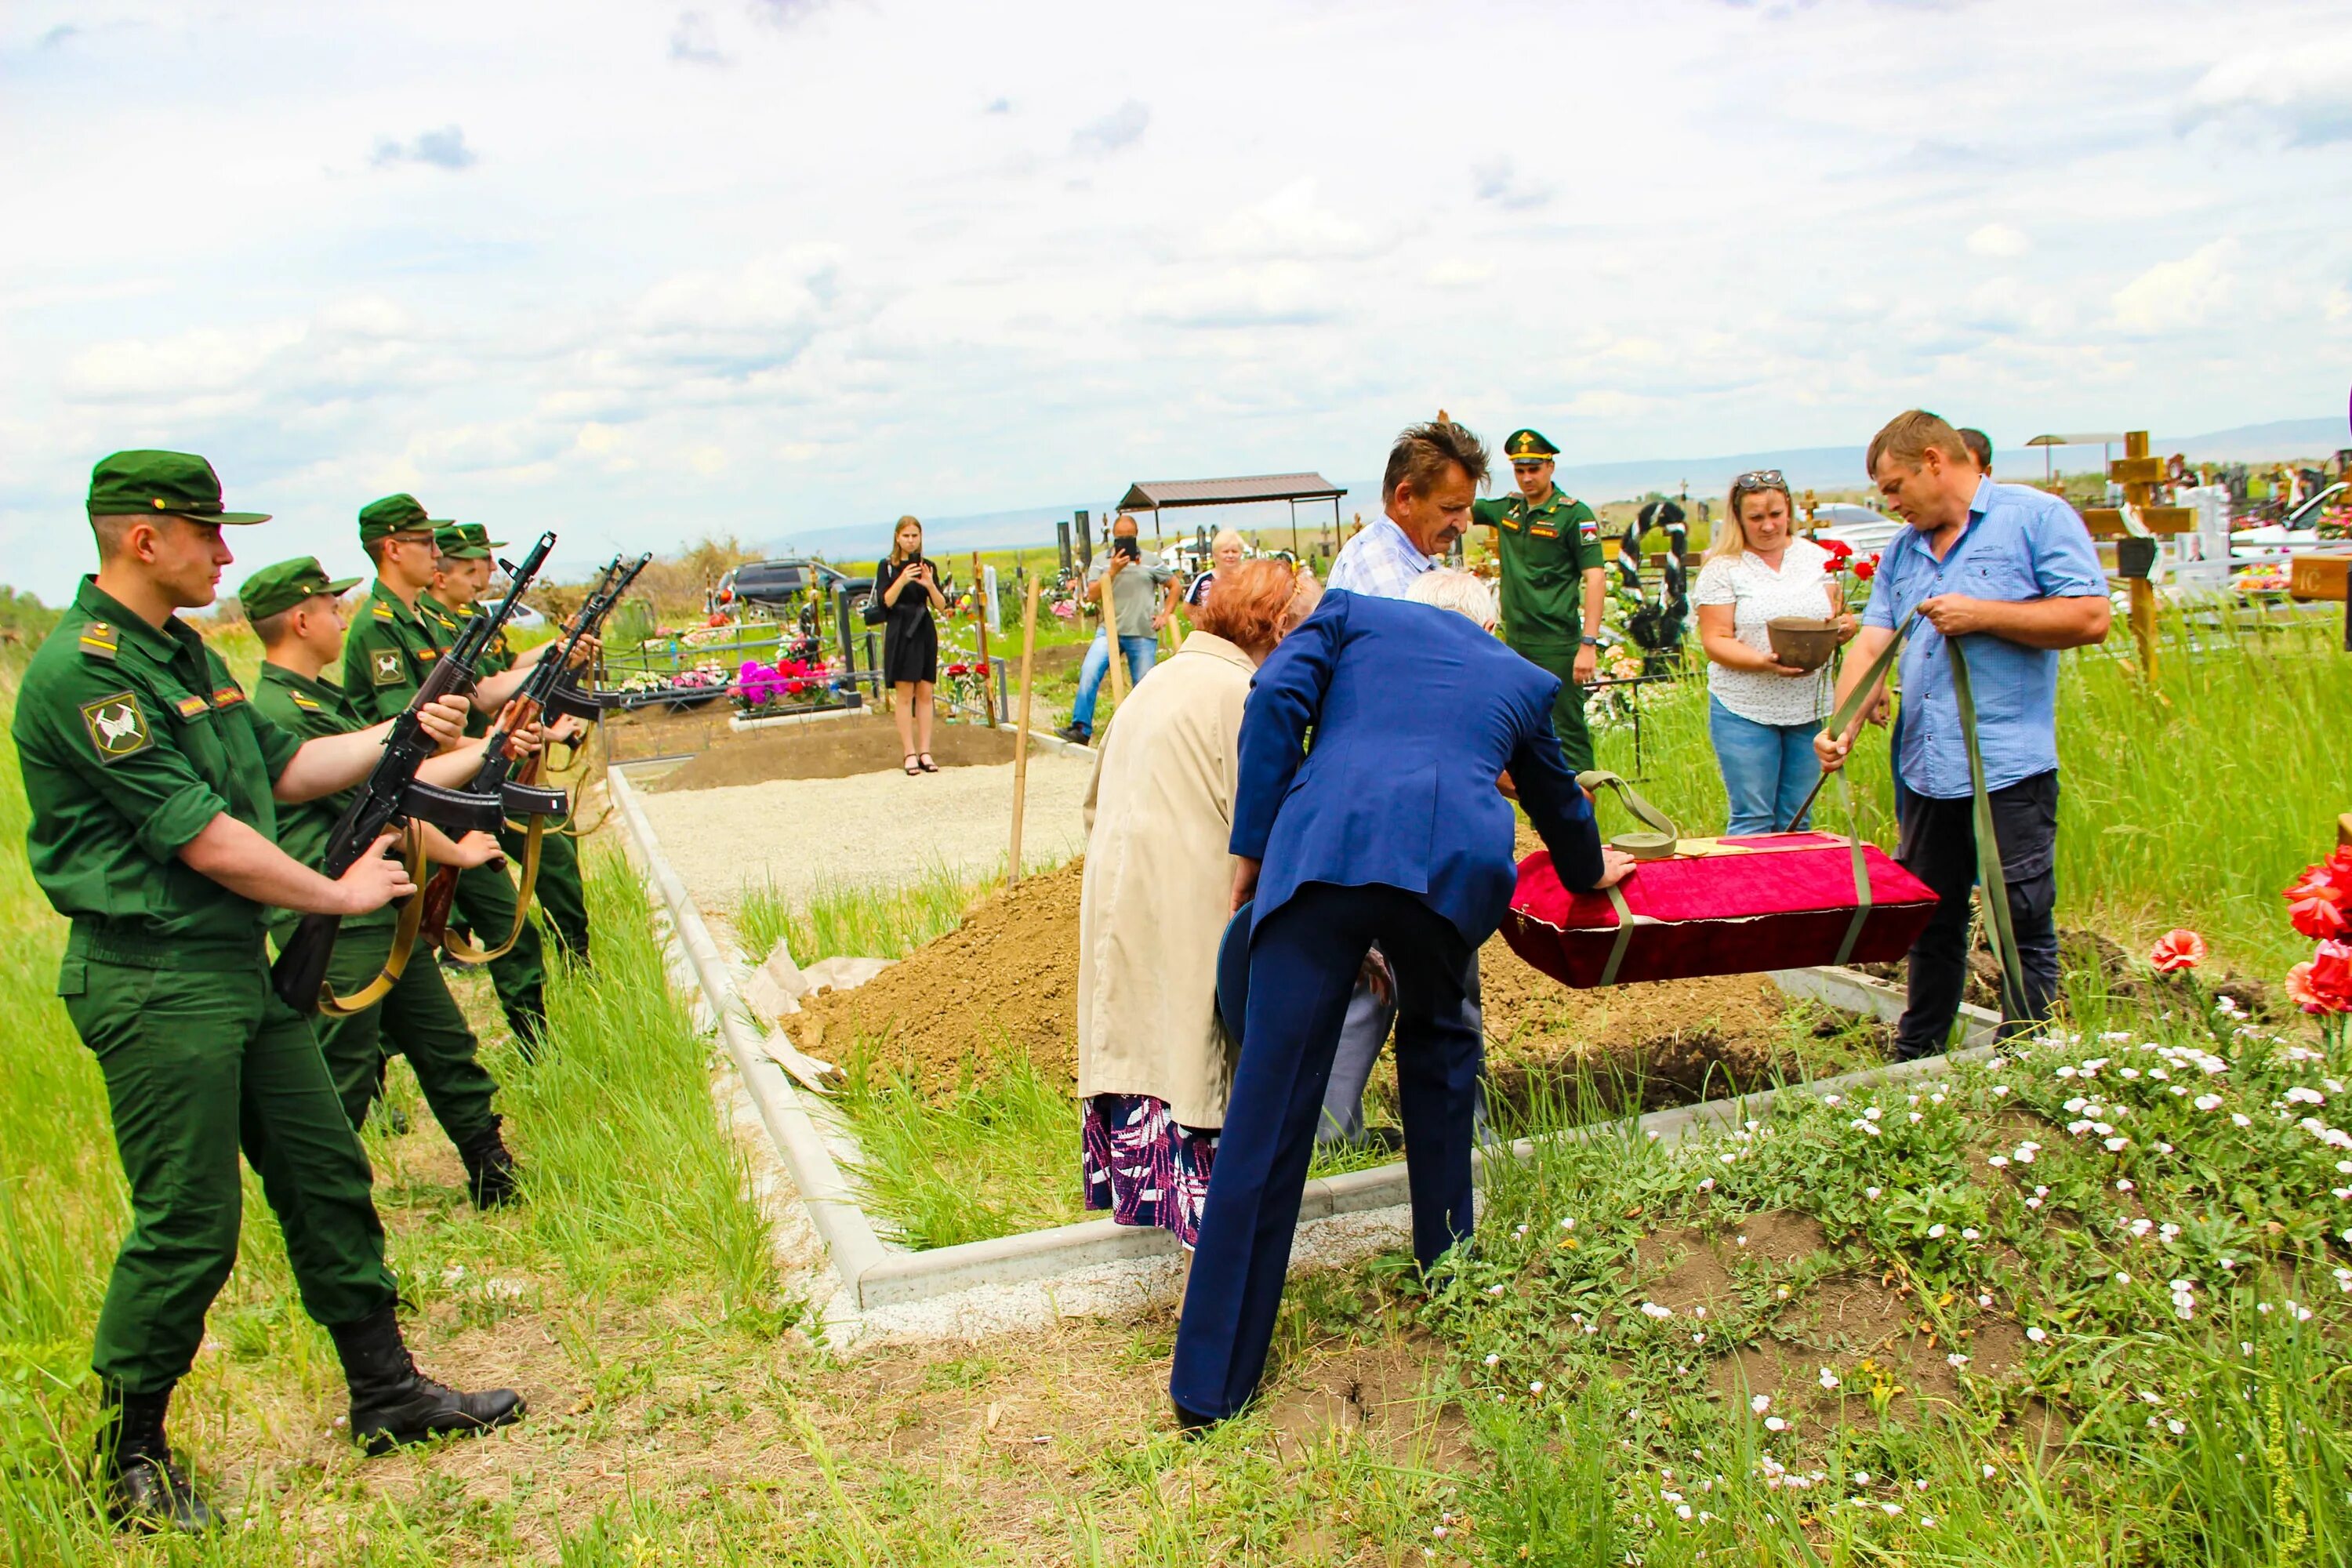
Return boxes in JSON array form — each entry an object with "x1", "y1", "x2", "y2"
[{"x1": 1058, "y1": 513, "x2": 1180, "y2": 744}]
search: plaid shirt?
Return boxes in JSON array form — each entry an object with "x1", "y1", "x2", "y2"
[{"x1": 1326, "y1": 517, "x2": 1436, "y2": 600}]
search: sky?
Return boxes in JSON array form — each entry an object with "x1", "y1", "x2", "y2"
[{"x1": 3, "y1": 0, "x2": 2350, "y2": 597}]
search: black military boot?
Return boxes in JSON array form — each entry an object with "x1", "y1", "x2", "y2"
[
  {"x1": 457, "y1": 1120, "x2": 521, "y2": 1210},
  {"x1": 328, "y1": 1305, "x2": 526, "y2": 1455},
  {"x1": 97, "y1": 1382, "x2": 215, "y2": 1534}
]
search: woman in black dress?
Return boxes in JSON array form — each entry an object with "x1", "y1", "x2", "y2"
[{"x1": 875, "y1": 515, "x2": 946, "y2": 773}]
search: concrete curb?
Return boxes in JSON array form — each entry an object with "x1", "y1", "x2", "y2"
[
  {"x1": 995, "y1": 721, "x2": 1094, "y2": 759},
  {"x1": 613, "y1": 767, "x2": 2010, "y2": 1311},
  {"x1": 730, "y1": 706, "x2": 867, "y2": 734},
  {"x1": 608, "y1": 764, "x2": 894, "y2": 1290}
]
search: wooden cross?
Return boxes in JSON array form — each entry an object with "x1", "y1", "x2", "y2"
[{"x1": 2080, "y1": 430, "x2": 2191, "y2": 682}]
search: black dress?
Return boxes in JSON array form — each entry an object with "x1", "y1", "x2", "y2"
[{"x1": 874, "y1": 556, "x2": 940, "y2": 685}]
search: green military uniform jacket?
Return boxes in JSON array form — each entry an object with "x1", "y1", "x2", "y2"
[
  {"x1": 341, "y1": 579, "x2": 447, "y2": 725},
  {"x1": 420, "y1": 593, "x2": 514, "y2": 738},
  {"x1": 1472, "y1": 488, "x2": 1606, "y2": 655},
  {"x1": 251, "y1": 663, "x2": 393, "y2": 933},
  {"x1": 13, "y1": 579, "x2": 304, "y2": 963}
]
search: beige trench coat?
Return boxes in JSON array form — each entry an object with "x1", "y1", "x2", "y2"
[{"x1": 1075, "y1": 631, "x2": 1253, "y2": 1129}]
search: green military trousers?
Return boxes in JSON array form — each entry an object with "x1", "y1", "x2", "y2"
[
  {"x1": 499, "y1": 821, "x2": 589, "y2": 965},
  {"x1": 317, "y1": 921, "x2": 499, "y2": 1147},
  {"x1": 1512, "y1": 640, "x2": 1596, "y2": 774},
  {"x1": 449, "y1": 861, "x2": 547, "y2": 1047},
  {"x1": 60, "y1": 948, "x2": 396, "y2": 1395}
]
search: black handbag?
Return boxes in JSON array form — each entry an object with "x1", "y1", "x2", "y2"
[{"x1": 862, "y1": 561, "x2": 898, "y2": 626}]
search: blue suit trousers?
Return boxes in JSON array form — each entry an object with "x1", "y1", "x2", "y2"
[{"x1": 1169, "y1": 880, "x2": 1481, "y2": 1421}]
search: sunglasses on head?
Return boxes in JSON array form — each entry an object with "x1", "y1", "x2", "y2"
[{"x1": 1731, "y1": 470, "x2": 1788, "y2": 495}]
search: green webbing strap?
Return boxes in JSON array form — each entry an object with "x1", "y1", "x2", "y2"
[
  {"x1": 1947, "y1": 635, "x2": 2030, "y2": 1018},
  {"x1": 1600, "y1": 882, "x2": 1637, "y2": 986},
  {"x1": 1795, "y1": 608, "x2": 2027, "y2": 1014},
  {"x1": 1576, "y1": 769, "x2": 1680, "y2": 858}
]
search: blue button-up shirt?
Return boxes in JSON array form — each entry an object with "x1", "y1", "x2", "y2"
[
  {"x1": 1863, "y1": 477, "x2": 2106, "y2": 800},
  {"x1": 1327, "y1": 516, "x2": 1436, "y2": 600}
]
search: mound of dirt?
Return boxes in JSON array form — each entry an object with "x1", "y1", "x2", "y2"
[
  {"x1": 789, "y1": 852, "x2": 1873, "y2": 1105},
  {"x1": 791, "y1": 859, "x2": 1086, "y2": 1095},
  {"x1": 654, "y1": 715, "x2": 1044, "y2": 792}
]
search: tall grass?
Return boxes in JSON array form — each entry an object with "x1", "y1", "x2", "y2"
[
  {"x1": 734, "y1": 862, "x2": 1000, "y2": 967},
  {"x1": 1590, "y1": 604, "x2": 2345, "y2": 978}
]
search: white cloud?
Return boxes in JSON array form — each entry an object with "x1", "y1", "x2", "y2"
[
  {"x1": 668, "y1": 11, "x2": 729, "y2": 66},
  {"x1": 1073, "y1": 100, "x2": 1149, "y2": 157},
  {"x1": 1201, "y1": 180, "x2": 1383, "y2": 262},
  {"x1": 2183, "y1": 39, "x2": 2352, "y2": 145},
  {"x1": 2111, "y1": 240, "x2": 2237, "y2": 333},
  {"x1": 1967, "y1": 223, "x2": 2031, "y2": 259},
  {"x1": 368, "y1": 125, "x2": 477, "y2": 171},
  {"x1": 1427, "y1": 258, "x2": 1494, "y2": 289}
]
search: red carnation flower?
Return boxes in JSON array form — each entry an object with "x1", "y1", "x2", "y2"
[
  {"x1": 2288, "y1": 941, "x2": 2352, "y2": 1014},
  {"x1": 1854, "y1": 556, "x2": 1878, "y2": 582},
  {"x1": 2148, "y1": 929, "x2": 2205, "y2": 973}
]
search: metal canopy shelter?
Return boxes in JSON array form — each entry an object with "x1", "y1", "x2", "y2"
[
  {"x1": 1114, "y1": 472, "x2": 1346, "y2": 559},
  {"x1": 2025, "y1": 431, "x2": 2128, "y2": 483}
]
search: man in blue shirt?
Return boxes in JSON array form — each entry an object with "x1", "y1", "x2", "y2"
[{"x1": 1818, "y1": 410, "x2": 2109, "y2": 1058}]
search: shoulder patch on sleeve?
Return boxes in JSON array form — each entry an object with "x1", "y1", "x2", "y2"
[
  {"x1": 79, "y1": 691, "x2": 154, "y2": 763},
  {"x1": 370, "y1": 648, "x2": 406, "y2": 687},
  {"x1": 78, "y1": 622, "x2": 120, "y2": 661}
]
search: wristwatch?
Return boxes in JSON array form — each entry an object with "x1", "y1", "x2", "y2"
[{"x1": 1581, "y1": 635, "x2": 1602, "y2": 647}]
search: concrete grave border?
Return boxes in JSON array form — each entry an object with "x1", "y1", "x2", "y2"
[{"x1": 609, "y1": 760, "x2": 2002, "y2": 1311}]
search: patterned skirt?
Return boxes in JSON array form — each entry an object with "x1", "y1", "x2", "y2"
[{"x1": 1080, "y1": 1093, "x2": 1220, "y2": 1249}]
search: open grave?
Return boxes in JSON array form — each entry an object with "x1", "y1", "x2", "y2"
[{"x1": 604, "y1": 720, "x2": 2003, "y2": 1327}]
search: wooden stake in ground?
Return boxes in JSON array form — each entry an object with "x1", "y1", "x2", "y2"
[
  {"x1": 971, "y1": 551, "x2": 996, "y2": 728},
  {"x1": 1008, "y1": 577, "x2": 1040, "y2": 886},
  {"x1": 1097, "y1": 571, "x2": 1129, "y2": 714}
]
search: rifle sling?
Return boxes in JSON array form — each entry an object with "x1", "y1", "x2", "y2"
[
  {"x1": 441, "y1": 814, "x2": 549, "y2": 964},
  {"x1": 315, "y1": 826, "x2": 428, "y2": 1018}
]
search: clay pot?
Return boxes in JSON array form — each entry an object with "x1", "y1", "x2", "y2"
[{"x1": 1767, "y1": 617, "x2": 1841, "y2": 672}]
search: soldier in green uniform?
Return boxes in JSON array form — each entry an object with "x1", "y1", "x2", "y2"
[
  {"x1": 340, "y1": 495, "x2": 557, "y2": 1051},
  {"x1": 241, "y1": 557, "x2": 525, "y2": 1207},
  {"x1": 14, "y1": 455, "x2": 525, "y2": 1534},
  {"x1": 1470, "y1": 428, "x2": 1609, "y2": 771},
  {"x1": 424, "y1": 524, "x2": 593, "y2": 966}
]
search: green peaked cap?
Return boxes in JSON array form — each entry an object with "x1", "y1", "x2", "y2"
[
  {"x1": 1504, "y1": 429, "x2": 1559, "y2": 461},
  {"x1": 238, "y1": 556, "x2": 362, "y2": 622},
  {"x1": 433, "y1": 522, "x2": 506, "y2": 560},
  {"x1": 358, "y1": 492, "x2": 452, "y2": 544},
  {"x1": 87, "y1": 449, "x2": 271, "y2": 524}
]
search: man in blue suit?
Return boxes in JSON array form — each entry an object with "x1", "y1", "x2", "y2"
[{"x1": 1169, "y1": 568, "x2": 1635, "y2": 1427}]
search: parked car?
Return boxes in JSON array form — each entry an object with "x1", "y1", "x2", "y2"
[{"x1": 1811, "y1": 503, "x2": 1903, "y2": 554}]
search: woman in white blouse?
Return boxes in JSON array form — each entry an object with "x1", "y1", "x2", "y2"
[{"x1": 1693, "y1": 470, "x2": 1857, "y2": 835}]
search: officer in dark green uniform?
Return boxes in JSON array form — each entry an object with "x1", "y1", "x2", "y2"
[
  {"x1": 14, "y1": 455, "x2": 525, "y2": 1535},
  {"x1": 340, "y1": 495, "x2": 551, "y2": 1051},
  {"x1": 1470, "y1": 428, "x2": 1609, "y2": 771},
  {"x1": 242, "y1": 557, "x2": 524, "y2": 1206},
  {"x1": 425, "y1": 524, "x2": 592, "y2": 965}
]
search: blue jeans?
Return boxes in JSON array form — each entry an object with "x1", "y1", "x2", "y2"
[
  {"x1": 1070, "y1": 633, "x2": 1157, "y2": 729},
  {"x1": 1708, "y1": 695, "x2": 1823, "y2": 836}
]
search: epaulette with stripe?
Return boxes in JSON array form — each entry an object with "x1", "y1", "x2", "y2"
[
  {"x1": 372, "y1": 602, "x2": 395, "y2": 621},
  {"x1": 78, "y1": 621, "x2": 120, "y2": 662}
]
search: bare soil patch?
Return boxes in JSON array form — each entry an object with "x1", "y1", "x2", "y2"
[
  {"x1": 791, "y1": 857, "x2": 1879, "y2": 1106},
  {"x1": 652, "y1": 713, "x2": 1048, "y2": 792},
  {"x1": 1265, "y1": 1331, "x2": 1474, "y2": 1470},
  {"x1": 793, "y1": 859, "x2": 1087, "y2": 1094}
]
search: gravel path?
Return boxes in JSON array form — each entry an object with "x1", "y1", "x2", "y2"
[{"x1": 634, "y1": 752, "x2": 1096, "y2": 913}]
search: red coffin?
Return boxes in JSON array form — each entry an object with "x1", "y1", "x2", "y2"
[{"x1": 1503, "y1": 833, "x2": 1940, "y2": 989}]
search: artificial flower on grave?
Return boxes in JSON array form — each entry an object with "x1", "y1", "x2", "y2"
[
  {"x1": 1051, "y1": 598, "x2": 1078, "y2": 622},
  {"x1": 2148, "y1": 929, "x2": 2205, "y2": 973},
  {"x1": 1820, "y1": 537, "x2": 1855, "y2": 568}
]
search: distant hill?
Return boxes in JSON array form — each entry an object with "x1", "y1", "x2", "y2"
[{"x1": 752, "y1": 415, "x2": 2348, "y2": 561}]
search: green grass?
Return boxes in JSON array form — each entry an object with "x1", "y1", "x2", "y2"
[
  {"x1": 1588, "y1": 603, "x2": 2349, "y2": 981},
  {"x1": 735, "y1": 862, "x2": 1003, "y2": 967}
]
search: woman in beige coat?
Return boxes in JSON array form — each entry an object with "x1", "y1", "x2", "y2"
[{"x1": 1077, "y1": 559, "x2": 1319, "y2": 1247}]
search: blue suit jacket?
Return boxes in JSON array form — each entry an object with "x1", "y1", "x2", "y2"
[{"x1": 1231, "y1": 590, "x2": 1606, "y2": 948}]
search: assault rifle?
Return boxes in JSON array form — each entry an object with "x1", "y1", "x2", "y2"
[
  {"x1": 410, "y1": 550, "x2": 648, "y2": 952},
  {"x1": 270, "y1": 531, "x2": 559, "y2": 1014},
  {"x1": 539, "y1": 551, "x2": 651, "y2": 726}
]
